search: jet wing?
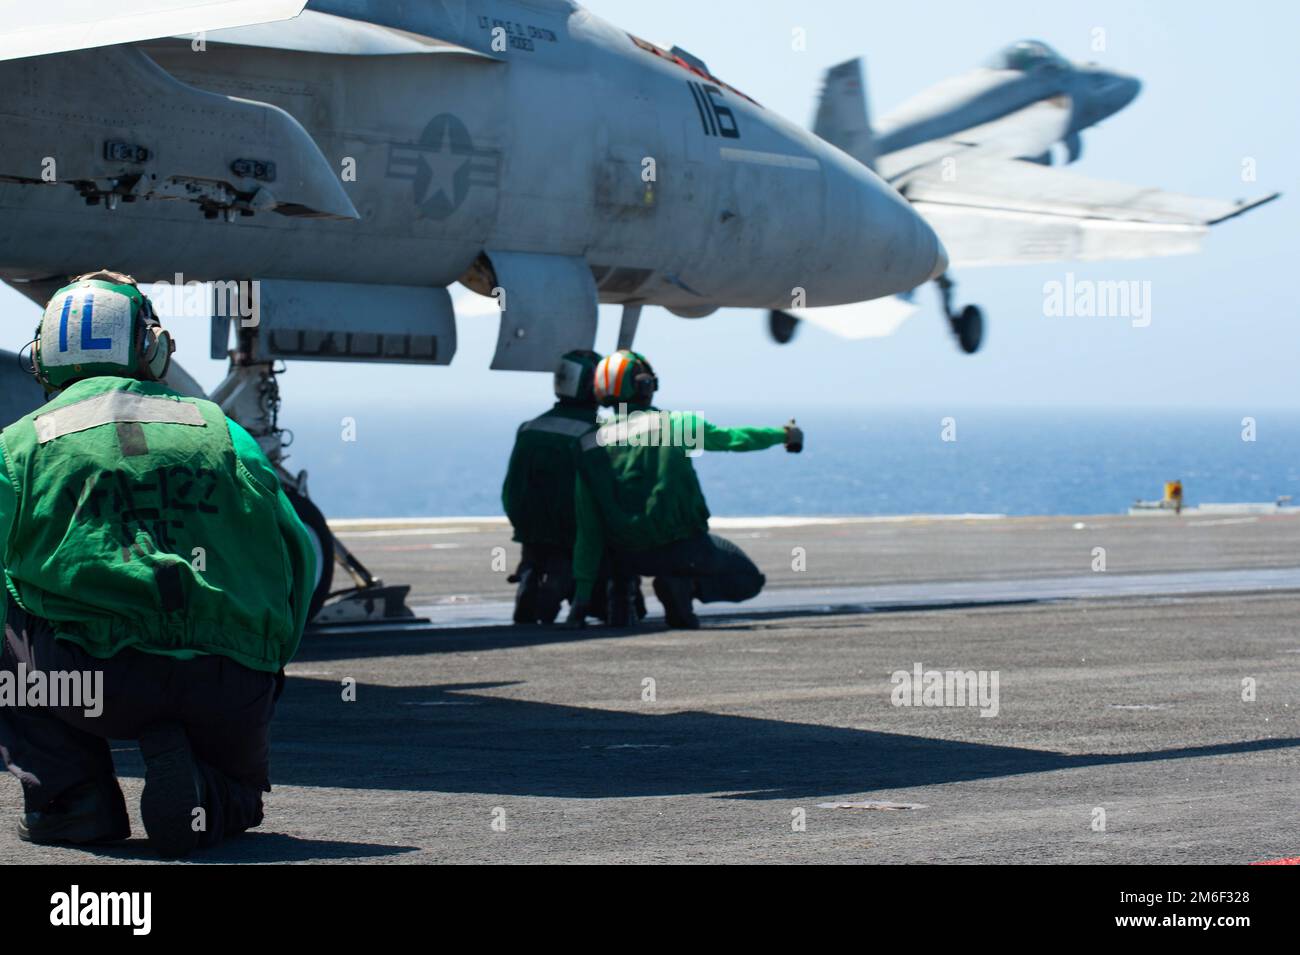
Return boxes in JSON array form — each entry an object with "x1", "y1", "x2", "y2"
[
  {"x1": 186, "y1": 10, "x2": 501, "y2": 59},
  {"x1": 0, "y1": 44, "x2": 358, "y2": 220},
  {"x1": 0, "y1": 0, "x2": 307, "y2": 62},
  {"x1": 896, "y1": 156, "x2": 1280, "y2": 267},
  {"x1": 876, "y1": 97, "x2": 1075, "y2": 181}
]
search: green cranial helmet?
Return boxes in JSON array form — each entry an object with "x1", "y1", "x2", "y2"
[
  {"x1": 33, "y1": 270, "x2": 173, "y2": 390},
  {"x1": 553, "y1": 349, "x2": 602, "y2": 405}
]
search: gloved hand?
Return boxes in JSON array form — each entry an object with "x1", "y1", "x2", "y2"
[
  {"x1": 563, "y1": 601, "x2": 590, "y2": 630},
  {"x1": 784, "y1": 418, "x2": 804, "y2": 453}
]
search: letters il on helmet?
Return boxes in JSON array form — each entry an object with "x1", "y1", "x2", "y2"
[{"x1": 33, "y1": 270, "x2": 173, "y2": 390}]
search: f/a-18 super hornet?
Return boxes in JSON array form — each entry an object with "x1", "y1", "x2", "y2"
[
  {"x1": 0, "y1": 0, "x2": 948, "y2": 620},
  {"x1": 772, "y1": 40, "x2": 1278, "y2": 352}
]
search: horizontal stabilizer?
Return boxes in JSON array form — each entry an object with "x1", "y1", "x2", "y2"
[{"x1": 0, "y1": 0, "x2": 306, "y2": 62}]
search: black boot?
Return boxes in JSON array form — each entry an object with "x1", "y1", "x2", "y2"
[
  {"x1": 512, "y1": 564, "x2": 539, "y2": 624},
  {"x1": 587, "y1": 578, "x2": 609, "y2": 622},
  {"x1": 139, "y1": 724, "x2": 205, "y2": 857},
  {"x1": 605, "y1": 577, "x2": 639, "y2": 628},
  {"x1": 633, "y1": 578, "x2": 648, "y2": 621},
  {"x1": 534, "y1": 568, "x2": 568, "y2": 625},
  {"x1": 17, "y1": 776, "x2": 130, "y2": 846},
  {"x1": 654, "y1": 576, "x2": 700, "y2": 629}
]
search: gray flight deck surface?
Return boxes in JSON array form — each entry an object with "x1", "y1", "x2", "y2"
[{"x1": 3, "y1": 513, "x2": 1298, "y2": 864}]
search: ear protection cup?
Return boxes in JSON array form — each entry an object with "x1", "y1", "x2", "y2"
[
  {"x1": 131, "y1": 294, "x2": 172, "y2": 382},
  {"x1": 141, "y1": 327, "x2": 174, "y2": 381},
  {"x1": 633, "y1": 371, "x2": 658, "y2": 402},
  {"x1": 631, "y1": 356, "x2": 658, "y2": 402},
  {"x1": 18, "y1": 340, "x2": 38, "y2": 380},
  {"x1": 30, "y1": 334, "x2": 47, "y2": 389}
]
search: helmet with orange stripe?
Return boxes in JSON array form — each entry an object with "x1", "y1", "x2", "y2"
[{"x1": 592, "y1": 350, "x2": 657, "y2": 407}]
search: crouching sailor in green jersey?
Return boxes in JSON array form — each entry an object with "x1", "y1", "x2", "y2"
[
  {"x1": 502, "y1": 350, "x2": 613, "y2": 625},
  {"x1": 569, "y1": 350, "x2": 804, "y2": 629},
  {"x1": 0, "y1": 271, "x2": 316, "y2": 856}
]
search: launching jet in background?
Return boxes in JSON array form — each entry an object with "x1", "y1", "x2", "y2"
[
  {"x1": 0, "y1": 0, "x2": 947, "y2": 619},
  {"x1": 873, "y1": 40, "x2": 1142, "y2": 168},
  {"x1": 776, "y1": 42, "x2": 1278, "y2": 352}
]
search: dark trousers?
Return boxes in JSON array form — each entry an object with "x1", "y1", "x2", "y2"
[
  {"x1": 512, "y1": 543, "x2": 575, "y2": 624},
  {"x1": 516, "y1": 543, "x2": 575, "y2": 595},
  {"x1": 514, "y1": 543, "x2": 614, "y2": 621},
  {"x1": 615, "y1": 533, "x2": 765, "y2": 604},
  {"x1": 0, "y1": 598, "x2": 275, "y2": 843}
]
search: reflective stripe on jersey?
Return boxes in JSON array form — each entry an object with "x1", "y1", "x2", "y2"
[
  {"x1": 520, "y1": 415, "x2": 592, "y2": 439},
  {"x1": 34, "y1": 390, "x2": 205, "y2": 444}
]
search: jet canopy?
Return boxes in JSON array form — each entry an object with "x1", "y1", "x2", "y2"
[{"x1": 986, "y1": 40, "x2": 1069, "y2": 72}]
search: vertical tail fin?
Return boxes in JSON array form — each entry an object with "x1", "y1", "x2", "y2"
[{"x1": 813, "y1": 58, "x2": 877, "y2": 170}]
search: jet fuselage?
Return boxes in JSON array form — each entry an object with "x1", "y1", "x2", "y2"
[{"x1": 0, "y1": 0, "x2": 943, "y2": 316}]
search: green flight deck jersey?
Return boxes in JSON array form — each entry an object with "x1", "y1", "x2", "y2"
[
  {"x1": 572, "y1": 407, "x2": 785, "y2": 601},
  {"x1": 501, "y1": 402, "x2": 598, "y2": 549},
  {"x1": 0, "y1": 376, "x2": 317, "y2": 673}
]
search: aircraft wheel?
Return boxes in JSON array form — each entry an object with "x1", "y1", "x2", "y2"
[
  {"x1": 768, "y1": 309, "x2": 800, "y2": 344},
  {"x1": 285, "y1": 486, "x2": 335, "y2": 623},
  {"x1": 955, "y1": 304, "x2": 984, "y2": 354}
]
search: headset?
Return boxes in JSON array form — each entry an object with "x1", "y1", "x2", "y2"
[{"x1": 628, "y1": 354, "x2": 659, "y2": 403}]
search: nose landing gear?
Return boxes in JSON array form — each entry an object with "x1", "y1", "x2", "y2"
[
  {"x1": 210, "y1": 309, "x2": 419, "y2": 630},
  {"x1": 936, "y1": 274, "x2": 984, "y2": 354}
]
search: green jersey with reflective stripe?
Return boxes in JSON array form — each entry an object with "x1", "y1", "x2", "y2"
[
  {"x1": 501, "y1": 402, "x2": 598, "y2": 549},
  {"x1": 0, "y1": 376, "x2": 316, "y2": 673},
  {"x1": 572, "y1": 408, "x2": 785, "y2": 600}
]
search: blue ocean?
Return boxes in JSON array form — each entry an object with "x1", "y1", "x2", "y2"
[{"x1": 285, "y1": 405, "x2": 1300, "y2": 519}]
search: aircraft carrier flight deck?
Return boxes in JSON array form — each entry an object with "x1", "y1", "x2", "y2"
[{"x1": 4, "y1": 512, "x2": 1295, "y2": 865}]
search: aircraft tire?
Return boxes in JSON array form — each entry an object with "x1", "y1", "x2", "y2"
[
  {"x1": 956, "y1": 305, "x2": 984, "y2": 354},
  {"x1": 285, "y1": 486, "x2": 335, "y2": 623},
  {"x1": 768, "y1": 309, "x2": 800, "y2": 345}
]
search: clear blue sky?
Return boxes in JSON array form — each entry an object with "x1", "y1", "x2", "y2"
[{"x1": 1, "y1": 0, "x2": 1294, "y2": 415}]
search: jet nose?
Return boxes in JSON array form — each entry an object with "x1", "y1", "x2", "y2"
[
  {"x1": 858, "y1": 170, "x2": 948, "y2": 297},
  {"x1": 1115, "y1": 74, "x2": 1141, "y2": 111},
  {"x1": 1089, "y1": 70, "x2": 1141, "y2": 120}
]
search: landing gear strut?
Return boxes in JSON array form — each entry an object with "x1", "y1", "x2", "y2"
[
  {"x1": 617, "y1": 303, "x2": 643, "y2": 351},
  {"x1": 936, "y1": 274, "x2": 984, "y2": 354},
  {"x1": 209, "y1": 317, "x2": 416, "y2": 628}
]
